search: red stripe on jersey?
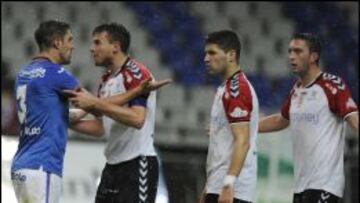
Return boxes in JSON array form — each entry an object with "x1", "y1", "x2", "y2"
[
  {"x1": 222, "y1": 72, "x2": 253, "y2": 123},
  {"x1": 316, "y1": 73, "x2": 358, "y2": 118}
]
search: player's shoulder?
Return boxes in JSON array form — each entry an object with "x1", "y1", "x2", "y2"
[
  {"x1": 122, "y1": 57, "x2": 151, "y2": 81},
  {"x1": 224, "y1": 71, "x2": 251, "y2": 99},
  {"x1": 316, "y1": 72, "x2": 346, "y2": 91}
]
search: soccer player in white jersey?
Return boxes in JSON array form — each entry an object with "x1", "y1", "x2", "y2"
[
  {"x1": 66, "y1": 23, "x2": 166, "y2": 203},
  {"x1": 199, "y1": 30, "x2": 259, "y2": 203},
  {"x1": 259, "y1": 33, "x2": 359, "y2": 203}
]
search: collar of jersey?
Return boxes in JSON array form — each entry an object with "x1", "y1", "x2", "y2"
[
  {"x1": 102, "y1": 56, "x2": 131, "y2": 82},
  {"x1": 220, "y1": 69, "x2": 242, "y2": 86},
  {"x1": 112, "y1": 56, "x2": 131, "y2": 77},
  {"x1": 299, "y1": 71, "x2": 323, "y2": 88}
]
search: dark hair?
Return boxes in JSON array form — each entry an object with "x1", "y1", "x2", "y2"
[
  {"x1": 292, "y1": 33, "x2": 321, "y2": 64},
  {"x1": 92, "y1": 23, "x2": 131, "y2": 53},
  {"x1": 205, "y1": 30, "x2": 241, "y2": 63},
  {"x1": 34, "y1": 20, "x2": 70, "y2": 51}
]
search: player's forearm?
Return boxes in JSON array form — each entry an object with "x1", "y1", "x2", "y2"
[
  {"x1": 93, "y1": 100, "x2": 144, "y2": 129},
  {"x1": 227, "y1": 136, "x2": 250, "y2": 176},
  {"x1": 259, "y1": 113, "x2": 289, "y2": 133},
  {"x1": 70, "y1": 119, "x2": 104, "y2": 137},
  {"x1": 102, "y1": 86, "x2": 142, "y2": 106}
]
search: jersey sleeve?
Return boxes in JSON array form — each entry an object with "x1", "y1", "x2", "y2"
[
  {"x1": 51, "y1": 66, "x2": 80, "y2": 94},
  {"x1": 322, "y1": 74, "x2": 358, "y2": 119},
  {"x1": 222, "y1": 77, "x2": 253, "y2": 123},
  {"x1": 123, "y1": 61, "x2": 152, "y2": 108},
  {"x1": 281, "y1": 89, "x2": 295, "y2": 120}
]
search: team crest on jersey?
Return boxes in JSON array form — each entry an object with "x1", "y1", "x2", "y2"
[
  {"x1": 127, "y1": 61, "x2": 142, "y2": 80},
  {"x1": 230, "y1": 107, "x2": 248, "y2": 118},
  {"x1": 229, "y1": 76, "x2": 239, "y2": 98},
  {"x1": 57, "y1": 67, "x2": 65, "y2": 73},
  {"x1": 323, "y1": 73, "x2": 345, "y2": 90}
]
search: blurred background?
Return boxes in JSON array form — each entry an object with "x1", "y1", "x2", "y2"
[{"x1": 1, "y1": 2, "x2": 358, "y2": 203}]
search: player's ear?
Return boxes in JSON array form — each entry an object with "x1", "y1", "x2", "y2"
[
  {"x1": 228, "y1": 50, "x2": 236, "y2": 63},
  {"x1": 310, "y1": 52, "x2": 319, "y2": 63},
  {"x1": 52, "y1": 38, "x2": 62, "y2": 50},
  {"x1": 113, "y1": 42, "x2": 121, "y2": 53}
]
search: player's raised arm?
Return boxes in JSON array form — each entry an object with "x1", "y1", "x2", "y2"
[
  {"x1": 102, "y1": 78, "x2": 172, "y2": 105},
  {"x1": 63, "y1": 78, "x2": 171, "y2": 107}
]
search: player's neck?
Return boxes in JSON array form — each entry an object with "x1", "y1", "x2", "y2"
[
  {"x1": 35, "y1": 50, "x2": 61, "y2": 64},
  {"x1": 223, "y1": 63, "x2": 241, "y2": 81},
  {"x1": 299, "y1": 65, "x2": 322, "y2": 87},
  {"x1": 109, "y1": 54, "x2": 128, "y2": 74}
]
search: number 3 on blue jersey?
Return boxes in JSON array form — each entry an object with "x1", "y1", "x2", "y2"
[{"x1": 16, "y1": 85, "x2": 27, "y2": 124}]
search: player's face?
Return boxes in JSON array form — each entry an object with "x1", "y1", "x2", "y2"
[
  {"x1": 90, "y1": 32, "x2": 115, "y2": 67},
  {"x1": 204, "y1": 43, "x2": 228, "y2": 75},
  {"x1": 288, "y1": 39, "x2": 312, "y2": 75},
  {"x1": 58, "y1": 30, "x2": 74, "y2": 65}
]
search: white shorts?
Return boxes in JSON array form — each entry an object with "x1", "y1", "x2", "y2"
[{"x1": 11, "y1": 168, "x2": 62, "y2": 203}]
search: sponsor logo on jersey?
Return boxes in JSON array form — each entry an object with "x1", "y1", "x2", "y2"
[
  {"x1": 23, "y1": 127, "x2": 41, "y2": 136},
  {"x1": 19, "y1": 67, "x2": 46, "y2": 79},
  {"x1": 230, "y1": 107, "x2": 248, "y2": 118},
  {"x1": 290, "y1": 112, "x2": 319, "y2": 125},
  {"x1": 11, "y1": 172, "x2": 27, "y2": 183},
  {"x1": 57, "y1": 67, "x2": 65, "y2": 73}
]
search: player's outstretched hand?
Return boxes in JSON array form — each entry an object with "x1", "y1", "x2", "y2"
[{"x1": 139, "y1": 78, "x2": 172, "y2": 94}]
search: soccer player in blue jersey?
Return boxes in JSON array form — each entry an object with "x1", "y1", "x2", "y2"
[
  {"x1": 10, "y1": 20, "x2": 170, "y2": 203},
  {"x1": 11, "y1": 20, "x2": 78, "y2": 203}
]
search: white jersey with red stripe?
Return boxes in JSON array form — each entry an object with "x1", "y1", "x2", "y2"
[
  {"x1": 206, "y1": 71, "x2": 259, "y2": 202},
  {"x1": 281, "y1": 72, "x2": 358, "y2": 197},
  {"x1": 97, "y1": 57, "x2": 157, "y2": 164}
]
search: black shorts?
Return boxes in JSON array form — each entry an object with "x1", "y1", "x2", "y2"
[
  {"x1": 205, "y1": 193, "x2": 251, "y2": 203},
  {"x1": 95, "y1": 156, "x2": 159, "y2": 203},
  {"x1": 293, "y1": 189, "x2": 341, "y2": 203}
]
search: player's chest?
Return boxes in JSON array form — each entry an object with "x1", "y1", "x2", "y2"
[
  {"x1": 290, "y1": 86, "x2": 327, "y2": 113},
  {"x1": 99, "y1": 75, "x2": 126, "y2": 98}
]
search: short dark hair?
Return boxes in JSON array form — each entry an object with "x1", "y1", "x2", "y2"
[
  {"x1": 35, "y1": 20, "x2": 70, "y2": 51},
  {"x1": 92, "y1": 23, "x2": 131, "y2": 53},
  {"x1": 292, "y1": 33, "x2": 321, "y2": 64},
  {"x1": 205, "y1": 30, "x2": 241, "y2": 62}
]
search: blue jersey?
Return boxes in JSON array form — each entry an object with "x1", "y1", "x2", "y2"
[{"x1": 11, "y1": 58, "x2": 79, "y2": 177}]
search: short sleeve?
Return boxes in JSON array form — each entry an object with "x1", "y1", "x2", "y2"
[
  {"x1": 322, "y1": 75, "x2": 358, "y2": 119},
  {"x1": 281, "y1": 90, "x2": 294, "y2": 120},
  {"x1": 222, "y1": 77, "x2": 253, "y2": 123},
  {"x1": 51, "y1": 66, "x2": 79, "y2": 93},
  {"x1": 122, "y1": 61, "x2": 152, "y2": 107}
]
